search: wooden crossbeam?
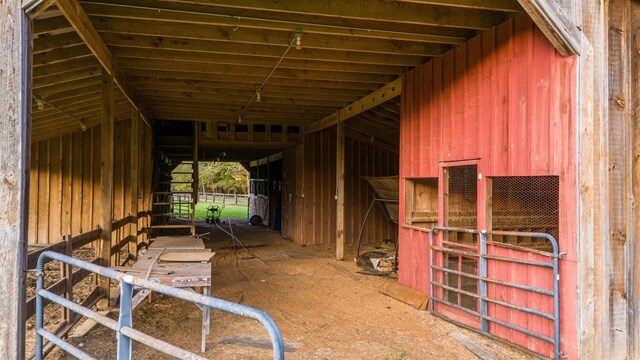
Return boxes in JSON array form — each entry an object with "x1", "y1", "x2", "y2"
[
  {"x1": 128, "y1": 0, "x2": 506, "y2": 30},
  {"x1": 99, "y1": 32, "x2": 427, "y2": 67},
  {"x1": 53, "y1": 0, "x2": 151, "y2": 126},
  {"x1": 82, "y1": 2, "x2": 476, "y2": 45},
  {"x1": 91, "y1": 17, "x2": 450, "y2": 57},
  {"x1": 117, "y1": 57, "x2": 397, "y2": 85},
  {"x1": 516, "y1": 0, "x2": 581, "y2": 56},
  {"x1": 112, "y1": 47, "x2": 406, "y2": 75},
  {"x1": 25, "y1": 0, "x2": 58, "y2": 19},
  {"x1": 305, "y1": 77, "x2": 403, "y2": 134}
]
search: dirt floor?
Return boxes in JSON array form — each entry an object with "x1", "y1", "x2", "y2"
[{"x1": 45, "y1": 219, "x2": 531, "y2": 360}]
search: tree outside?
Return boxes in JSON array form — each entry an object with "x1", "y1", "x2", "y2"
[{"x1": 171, "y1": 162, "x2": 249, "y2": 194}]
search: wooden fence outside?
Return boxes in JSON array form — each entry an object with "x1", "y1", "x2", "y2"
[{"x1": 197, "y1": 192, "x2": 249, "y2": 206}]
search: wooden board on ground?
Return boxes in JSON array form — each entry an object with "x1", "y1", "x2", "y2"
[
  {"x1": 327, "y1": 262, "x2": 359, "y2": 280},
  {"x1": 450, "y1": 332, "x2": 498, "y2": 360},
  {"x1": 69, "y1": 311, "x2": 110, "y2": 338},
  {"x1": 111, "y1": 266, "x2": 173, "y2": 275},
  {"x1": 381, "y1": 282, "x2": 429, "y2": 310},
  {"x1": 149, "y1": 236, "x2": 205, "y2": 249},
  {"x1": 159, "y1": 251, "x2": 215, "y2": 263}
]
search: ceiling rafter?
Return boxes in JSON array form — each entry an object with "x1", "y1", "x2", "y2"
[
  {"x1": 99, "y1": 33, "x2": 428, "y2": 67},
  {"x1": 31, "y1": 0, "x2": 521, "y2": 148},
  {"x1": 54, "y1": 0, "x2": 151, "y2": 126},
  {"x1": 88, "y1": 0, "x2": 506, "y2": 30},
  {"x1": 81, "y1": 2, "x2": 469, "y2": 44}
]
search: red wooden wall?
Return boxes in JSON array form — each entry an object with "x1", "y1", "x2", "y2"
[{"x1": 398, "y1": 15, "x2": 577, "y2": 358}]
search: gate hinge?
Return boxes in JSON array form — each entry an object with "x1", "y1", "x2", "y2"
[{"x1": 25, "y1": 268, "x2": 44, "y2": 278}]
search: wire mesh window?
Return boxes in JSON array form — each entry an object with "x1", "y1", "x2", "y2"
[
  {"x1": 446, "y1": 165, "x2": 477, "y2": 232},
  {"x1": 490, "y1": 176, "x2": 559, "y2": 252},
  {"x1": 405, "y1": 178, "x2": 438, "y2": 229}
]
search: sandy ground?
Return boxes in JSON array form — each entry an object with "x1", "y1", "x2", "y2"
[{"x1": 45, "y1": 219, "x2": 530, "y2": 360}]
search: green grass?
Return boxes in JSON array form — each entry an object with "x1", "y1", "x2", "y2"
[
  {"x1": 383, "y1": 350, "x2": 407, "y2": 360},
  {"x1": 194, "y1": 202, "x2": 248, "y2": 220}
]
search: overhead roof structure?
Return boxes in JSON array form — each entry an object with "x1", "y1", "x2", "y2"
[{"x1": 31, "y1": 0, "x2": 523, "y2": 145}]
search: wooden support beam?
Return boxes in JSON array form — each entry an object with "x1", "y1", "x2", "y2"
[
  {"x1": 100, "y1": 32, "x2": 427, "y2": 68},
  {"x1": 631, "y1": 4, "x2": 640, "y2": 359},
  {"x1": 138, "y1": 0, "x2": 504, "y2": 30},
  {"x1": 117, "y1": 58, "x2": 396, "y2": 85},
  {"x1": 53, "y1": 0, "x2": 151, "y2": 128},
  {"x1": 82, "y1": 2, "x2": 472, "y2": 45},
  {"x1": 129, "y1": 108, "x2": 139, "y2": 262},
  {"x1": 336, "y1": 121, "x2": 345, "y2": 261},
  {"x1": 516, "y1": 0, "x2": 582, "y2": 56},
  {"x1": 98, "y1": 67, "x2": 114, "y2": 309},
  {"x1": 192, "y1": 125, "x2": 198, "y2": 236},
  {"x1": 305, "y1": 77, "x2": 403, "y2": 134},
  {"x1": 55, "y1": 0, "x2": 112, "y2": 72},
  {"x1": 92, "y1": 18, "x2": 449, "y2": 58},
  {"x1": 0, "y1": 2, "x2": 31, "y2": 358},
  {"x1": 25, "y1": 0, "x2": 58, "y2": 19}
]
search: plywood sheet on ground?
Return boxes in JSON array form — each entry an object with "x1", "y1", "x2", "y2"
[{"x1": 149, "y1": 236, "x2": 205, "y2": 249}]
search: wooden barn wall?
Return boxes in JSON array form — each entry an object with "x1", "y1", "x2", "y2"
[
  {"x1": 282, "y1": 129, "x2": 398, "y2": 246},
  {"x1": 27, "y1": 119, "x2": 153, "y2": 246},
  {"x1": 397, "y1": 15, "x2": 577, "y2": 358}
]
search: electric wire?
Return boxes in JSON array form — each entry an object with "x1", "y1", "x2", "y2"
[{"x1": 239, "y1": 35, "x2": 297, "y2": 121}]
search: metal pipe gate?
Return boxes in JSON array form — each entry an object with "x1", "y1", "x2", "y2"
[
  {"x1": 429, "y1": 226, "x2": 562, "y2": 360},
  {"x1": 34, "y1": 251, "x2": 285, "y2": 360}
]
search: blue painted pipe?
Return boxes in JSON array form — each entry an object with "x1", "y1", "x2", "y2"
[
  {"x1": 428, "y1": 227, "x2": 561, "y2": 360},
  {"x1": 35, "y1": 251, "x2": 285, "y2": 360}
]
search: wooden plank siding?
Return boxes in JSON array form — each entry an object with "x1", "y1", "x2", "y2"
[
  {"x1": 281, "y1": 128, "x2": 398, "y2": 246},
  {"x1": 27, "y1": 120, "x2": 153, "y2": 248},
  {"x1": 398, "y1": 14, "x2": 577, "y2": 358}
]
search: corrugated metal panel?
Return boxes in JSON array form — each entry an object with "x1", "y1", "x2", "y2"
[{"x1": 398, "y1": 14, "x2": 577, "y2": 358}]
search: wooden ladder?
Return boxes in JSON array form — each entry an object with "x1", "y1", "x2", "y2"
[{"x1": 151, "y1": 130, "x2": 199, "y2": 236}]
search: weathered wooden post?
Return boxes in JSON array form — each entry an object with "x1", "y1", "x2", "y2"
[
  {"x1": 336, "y1": 121, "x2": 345, "y2": 261},
  {"x1": 0, "y1": 2, "x2": 31, "y2": 358},
  {"x1": 99, "y1": 67, "x2": 114, "y2": 308},
  {"x1": 129, "y1": 109, "x2": 139, "y2": 263},
  {"x1": 61, "y1": 235, "x2": 74, "y2": 324}
]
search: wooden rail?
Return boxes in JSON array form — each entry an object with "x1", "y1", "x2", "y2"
[
  {"x1": 197, "y1": 192, "x2": 249, "y2": 206},
  {"x1": 25, "y1": 212, "x2": 150, "y2": 321}
]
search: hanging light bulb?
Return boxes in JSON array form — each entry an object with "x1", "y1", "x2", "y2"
[
  {"x1": 238, "y1": 114, "x2": 242, "y2": 123},
  {"x1": 294, "y1": 29, "x2": 303, "y2": 50},
  {"x1": 256, "y1": 88, "x2": 262, "y2": 103}
]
